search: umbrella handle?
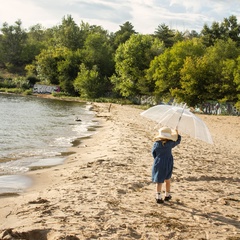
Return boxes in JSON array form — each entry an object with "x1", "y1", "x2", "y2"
[{"x1": 176, "y1": 103, "x2": 187, "y2": 129}]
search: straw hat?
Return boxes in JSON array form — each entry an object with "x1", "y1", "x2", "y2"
[{"x1": 154, "y1": 127, "x2": 178, "y2": 141}]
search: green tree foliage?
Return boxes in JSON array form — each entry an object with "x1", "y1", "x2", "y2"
[
  {"x1": 80, "y1": 31, "x2": 115, "y2": 78},
  {"x1": 174, "y1": 39, "x2": 239, "y2": 105},
  {"x1": 28, "y1": 20, "x2": 114, "y2": 96},
  {"x1": 221, "y1": 59, "x2": 238, "y2": 101},
  {"x1": 146, "y1": 39, "x2": 206, "y2": 102},
  {"x1": 54, "y1": 15, "x2": 83, "y2": 50},
  {"x1": 78, "y1": 21, "x2": 108, "y2": 48},
  {"x1": 35, "y1": 46, "x2": 81, "y2": 94},
  {"x1": 111, "y1": 34, "x2": 164, "y2": 98},
  {"x1": 154, "y1": 24, "x2": 175, "y2": 48},
  {"x1": 57, "y1": 49, "x2": 82, "y2": 95},
  {"x1": 35, "y1": 46, "x2": 63, "y2": 85},
  {"x1": 78, "y1": 21, "x2": 110, "y2": 44},
  {"x1": 112, "y1": 21, "x2": 137, "y2": 49},
  {"x1": 0, "y1": 20, "x2": 27, "y2": 69},
  {"x1": 221, "y1": 15, "x2": 240, "y2": 45},
  {"x1": 201, "y1": 15, "x2": 240, "y2": 47},
  {"x1": 74, "y1": 63, "x2": 106, "y2": 98},
  {"x1": 0, "y1": 15, "x2": 240, "y2": 109},
  {"x1": 233, "y1": 56, "x2": 240, "y2": 108},
  {"x1": 23, "y1": 24, "x2": 47, "y2": 65}
]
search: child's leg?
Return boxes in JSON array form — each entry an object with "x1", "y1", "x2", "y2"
[
  {"x1": 156, "y1": 182, "x2": 163, "y2": 193},
  {"x1": 156, "y1": 183, "x2": 164, "y2": 203},
  {"x1": 164, "y1": 179, "x2": 172, "y2": 201},
  {"x1": 165, "y1": 179, "x2": 170, "y2": 194}
]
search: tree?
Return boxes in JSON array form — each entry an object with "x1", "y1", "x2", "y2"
[
  {"x1": 203, "y1": 39, "x2": 239, "y2": 101},
  {"x1": 146, "y1": 38, "x2": 206, "y2": 102},
  {"x1": 233, "y1": 56, "x2": 240, "y2": 109},
  {"x1": 154, "y1": 24, "x2": 175, "y2": 48},
  {"x1": 183, "y1": 30, "x2": 200, "y2": 40},
  {"x1": 201, "y1": 21, "x2": 225, "y2": 47},
  {"x1": 80, "y1": 31, "x2": 115, "y2": 79},
  {"x1": 176, "y1": 55, "x2": 216, "y2": 105},
  {"x1": 221, "y1": 59, "x2": 238, "y2": 101},
  {"x1": 57, "y1": 49, "x2": 82, "y2": 95},
  {"x1": 221, "y1": 15, "x2": 240, "y2": 46},
  {"x1": 113, "y1": 21, "x2": 137, "y2": 49},
  {"x1": 22, "y1": 24, "x2": 47, "y2": 66},
  {"x1": 54, "y1": 15, "x2": 82, "y2": 50},
  {"x1": 174, "y1": 39, "x2": 239, "y2": 105},
  {"x1": 35, "y1": 47, "x2": 62, "y2": 85},
  {"x1": 30, "y1": 21, "x2": 115, "y2": 95},
  {"x1": 74, "y1": 64, "x2": 106, "y2": 98},
  {"x1": 111, "y1": 34, "x2": 164, "y2": 98},
  {"x1": 201, "y1": 24, "x2": 214, "y2": 47},
  {"x1": 34, "y1": 46, "x2": 82, "y2": 94},
  {"x1": 0, "y1": 20, "x2": 27, "y2": 69},
  {"x1": 201, "y1": 15, "x2": 240, "y2": 47}
]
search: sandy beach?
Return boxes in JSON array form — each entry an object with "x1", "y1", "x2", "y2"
[{"x1": 0, "y1": 102, "x2": 239, "y2": 240}]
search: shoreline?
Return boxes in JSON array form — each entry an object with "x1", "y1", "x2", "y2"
[
  {"x1": 0, "y1": 94, "x2": 98, "y2": 196},
  {"x1": 0, "y1": 102, "x2": 239, "y2": 239}
]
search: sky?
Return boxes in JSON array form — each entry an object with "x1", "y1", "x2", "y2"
[{"x1": 0, "y1": 0, "x2": 240, "y2": 34}]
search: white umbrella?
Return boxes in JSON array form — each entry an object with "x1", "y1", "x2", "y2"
[{"x1": 140, "y1": 104, "x2": 213, "y2": 144}]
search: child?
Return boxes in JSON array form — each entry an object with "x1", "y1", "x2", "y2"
[{"x1": 152, "y1": 126, "x2": 181, "y2": 204}]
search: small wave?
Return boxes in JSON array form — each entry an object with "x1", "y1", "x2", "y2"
[
  {"x1": 85, "y1": 104, "x2": 94, "y2": 111},
  {"x1": 0, "y1": 175, "x2": 32, "y2": 194},
  {"x1": 28, "y1": 157, "x2": 65, "y2": 168},
  {"x1": 0, "y1": 161, "x2": 29, "y2": 176},
  {"x1": 51, "y1": 136, "x2": 74, "y2": 147}
]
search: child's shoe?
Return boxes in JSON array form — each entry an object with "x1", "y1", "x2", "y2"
[
  {"x1": 164, "y1": 195, "x2": 172, "y2": 201},
  {"x1": 156, "y1": 192, "x2": 164, "y2": 204},
  {"x1": 156, "y1": 198, "x2": 164, "y2": 204}
]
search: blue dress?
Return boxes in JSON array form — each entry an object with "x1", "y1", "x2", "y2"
[{"x1": 151, "y1": 135, "x2": 181, "y2": 183}]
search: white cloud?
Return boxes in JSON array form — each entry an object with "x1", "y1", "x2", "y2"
[
  {"x1": 170, "y1": 0, "x2": 202, "y2": 12},
  {"x1": 0, "y1": 0, "x2": 62, "y2": 28},
  {"x1": 0, "y1": 0, "x2": 239, "y2": 33}
]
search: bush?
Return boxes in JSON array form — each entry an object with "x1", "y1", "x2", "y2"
[
  {"x1": 91, "y1": 97, "x2": 133, "y2": 104},
  {"x1": 0, "y1": 88, "x2": 7, "y2": 92},
  {"x1": 0, "y1": 79, "x2": 16, "y2": 88},
  {"x1": 5, "y1": 88, "x2": 23, "y2": 94},
  {"x1": 23, "y1": 89, "x2": 32, "y2": 95},
  {"x1": 52, "y1": 92, "x2": 70, "y2": 97}
]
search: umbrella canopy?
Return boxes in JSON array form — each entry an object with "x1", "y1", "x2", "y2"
[{"x1": 140, "y1": 104, "x2": 213, "y2": 144}]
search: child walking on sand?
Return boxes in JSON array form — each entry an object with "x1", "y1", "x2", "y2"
[{"x1": 152, "y1": 127, "x2": 181, "y2": 204}]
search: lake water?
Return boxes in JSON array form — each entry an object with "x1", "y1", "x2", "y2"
[{"x1": 0, "y1": 94, "x2": 98, "y2": 194}]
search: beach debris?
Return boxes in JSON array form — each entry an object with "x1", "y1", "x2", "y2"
[
  {"x1": 61, "y1": 236, "x2": 80, "y2": 240},
  {"x1": 28, "y1": 197, "x2": 49, "y2": 204},
  {"x1": 108, "y1": 103, "x2": 112, "y2": 112},
  {"x1": 1, "y1": 228, "x2": 49, "y2": 240},
  {"x1": 75, "y1": 117, "x2": 81, "y2": 122},
  {"x1": 1, "y1": 229, "x2": 80, "y2": 240},
  {"x1": 217, "y1": 198, "x2": 228, "y2": 205}
]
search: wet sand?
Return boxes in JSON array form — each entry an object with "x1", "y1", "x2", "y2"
[{"x1": 0, "y1": 103, "x2": 239, "y2": 240}]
